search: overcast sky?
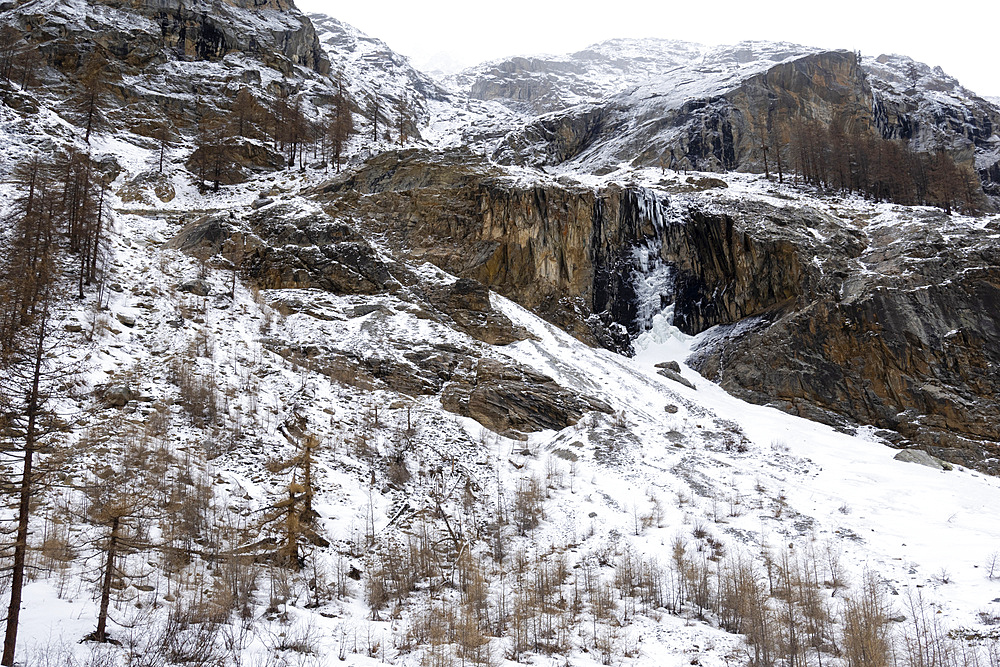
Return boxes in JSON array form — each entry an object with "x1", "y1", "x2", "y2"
[{"x1": 296, "y1": 0, "x2": 999, "y2": 98}]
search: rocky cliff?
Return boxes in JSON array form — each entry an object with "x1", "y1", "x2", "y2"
[
  {"x1": 493, "y1": 50, "x2": 877, "y2": 173},
  {"x1": 313, "y1": 149, "x2": 656, "y2": 350},
  {"x1": 687, "y1": 205, "x2": 1000, "y2": 470},
  {"x1": 10, "y1": 0, "x2": 328, "y2": 76},
  {"x1": 303, "y1": 147, "x2": 1000, "y2": 470},
  {"x1": 865, "y1": 53, "x2": 1000, "y2": 195},
  {"x1": 479, "y1": 40, "x2": 1000, "y2": 200}
]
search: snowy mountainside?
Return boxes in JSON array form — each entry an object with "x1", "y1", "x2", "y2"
[
  {"x1": 470, "y1": 37, "x2": 1000, "y2": 195},
  {"x1": 3, "y1": 3, "x2": 1000, "y2": 666},
  {"x1": 307, "y1": 11, "x2": 524, "y2": 155},
  {"x1": 447, "y1": 37, "x2": 708, "y2": 113},
  {"x1": 8, "y1": 155, "x2": 1000, "y2": 665},
  {"x1": 451, "y1": 38, "x2": 826, "y2": 114},
  {"x1": 308, "y1": 13, "x2": 449, "y2": 139}
]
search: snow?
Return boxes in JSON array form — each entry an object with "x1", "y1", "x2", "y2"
[{"x1": 2, "y1": 7, "x2": 1000, "y2": 666}]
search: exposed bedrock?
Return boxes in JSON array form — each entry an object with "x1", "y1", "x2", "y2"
[
  {"x1": 13, "y1": 0, "x2": 329, "y2": 76},
  {"x1": 318, "y1": 149, "x2": 1000, "y2": 468},
  {"x1": 686, "y1": 211, "x2": 1000, "y2": 470},
  {"x1": 495, "y1": 51, "x2": 874, "y2": 174}
]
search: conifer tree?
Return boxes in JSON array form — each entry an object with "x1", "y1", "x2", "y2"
[
  {"x1": 81, "y1": 442, "x2": 157, "y2": 643},
  {"x1": 230, "y1": 85, "x2": 262, "y2": 138},
  {"x1": 261, "y1": 433, "x2": 322, "y2": 569},
  {"x1": 75, "y1": 49, "x2": 112, "y2": 144},
  {"x1": 369, "y1": 91, "x2": 381, "y2": 145},
  {"x1": 0, "y1": 25, "x2": 19, "y2": 84},
  {"x1": 0, "y1": 252, "x2": 65, "y2": 666},
  {"x1": 155, "y1": 121, "x2": 173, "y2": 174},
  {"x1": 0, "y1": 151, "x2": 87, "y2": 665},
  {"x1": 329, "y1": 77, "x2": 354, "y2": 172},
  {"x1": 396, "y1": 93, "x2": 409, "y2": 147}
]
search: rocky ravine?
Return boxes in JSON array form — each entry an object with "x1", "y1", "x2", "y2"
[{"x1": 296, "y1": 148, "x2": 1000, "y2": 471}]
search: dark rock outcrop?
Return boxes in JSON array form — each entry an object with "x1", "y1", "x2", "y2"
[
  {"x1": 421, "y1": 278, "x2": 531, "y2": 346},
  {"x1": 441, "y1": 358, "x2": 613, "y2": 435},
  {"x1": 685, "y1": 207, "x2": 1000, "y2": 471},
  {"x1": 494, "y1": 51, "x2": 874, "y2": 174},
  {"x1": 168, "y1": 206, "x2": 400, "y2": 295},
  {"x1": 2, "y1": 0, "x2": 331, "y2": 148},
  {"x1": 185, "y1": 141, "x2": 287, "y2": 186},
  {"x1": 12, "y1": 0, "x2": 330, "y2": 76}
]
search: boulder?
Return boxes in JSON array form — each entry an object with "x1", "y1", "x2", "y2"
[
  {"x1": 656, "y1": 367, "x2": 696, "y2": 390},
  {"x1": 179, "y1": 280, "x2": 212, "y2": 297},
  {"x1": 103, "y1": 385, "x2": 136, "y2": 407},
  {"x1": 655, "y1": 361, "x2": 682, "y2": 373},
  {"x1": 894, "y1": 449, "x2": 948, "y2": 471}
]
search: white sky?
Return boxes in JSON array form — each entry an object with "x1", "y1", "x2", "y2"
[{"x1": 297, "y1": 0, "x2": 999, "y2": 98}]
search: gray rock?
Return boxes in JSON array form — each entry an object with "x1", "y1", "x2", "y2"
[
  {"x1": 350, "y1": 304, "x2": 390, "y2": 318},
  {"x1": 64, "y1": 322, "x2": 83, "y2": 332},
  {"x1": 655, "y1": 360, "x2": 682, "y2": 373},
  {"x1": 116, "y1": 313, "x2": 135, "y2": 327},
  {"x1": 179, "y1": 280, "x2": 211, "y2": 297},
  {"x1": 894, "y1": 449, "x2": 947, "y2": 470},
  {"x1": 251, "y1": 197, "x2": 274, "y2": 209},
  {"x1": 441, "y1": 358, "x2": 613, "y2": 433},
  {"x1": 103, "y1": 385, "x2": 136, "y2": 408},
  {"x1": 657, "y1": 367, "x2": 696, "y2": 390},
  {"x1": 665, "y1": 404, "x2": 679, "y2": 413}
]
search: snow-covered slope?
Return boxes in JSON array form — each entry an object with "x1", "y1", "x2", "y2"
[
  {"x1": 448, "y1": 38, "x2": 708, "y2": 113},
  {"x1": 309, "y1": 13, "x2": 449, "y2": 133},
  {"x1": 9, "y1": 163, "x2": 1000, "y2": 665},
  {"x1": 464, "y1": 37, "x2": 1000, "y2": 191},
  {"x1": 3, "y1": 5, "x2": 1000, "y2": 667}
]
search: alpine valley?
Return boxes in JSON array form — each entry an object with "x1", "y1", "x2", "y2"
[{"x1": 1, "y1": 2, "x2": 1000, "y2": 666}]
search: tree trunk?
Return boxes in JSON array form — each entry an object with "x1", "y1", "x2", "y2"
[
  {"x1": 95, "y1": 516, "x2": 120, "y2": 642},
  {"x1": 2, "y1": 306, "x2": 47, "y2": 667}
]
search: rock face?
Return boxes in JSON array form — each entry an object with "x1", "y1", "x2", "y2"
[
  {"x1": 315, "y1": 150, "x2": 860, "y2": 348},
  {"x1": 866, "y1": 54, "x2": 1000, "y2": 167},
  {"x1": 315, "y1": 147, "x2": 1000, "y2": 470},
  {"x1": 685, "y1": 206, "x2": 1000, "y2": 471},
  {"x1": 185, "y1": 141, "x2": 287, "y2": 186},
  {"x1": 168, "y1": 206, "x2": 401, "y2": 295},
  {"x1": 3, "y1": 0, "x2": 331, "y2": 144},
  {"x1": 316, "y1": 149, "x2": 669, "y2": 349},
  {"x1": 17, "y1": 0, "x2": 330, "y2": 75},
  {"x1": 495, "y1": 51, "x2": 875, "y2": 174}
]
